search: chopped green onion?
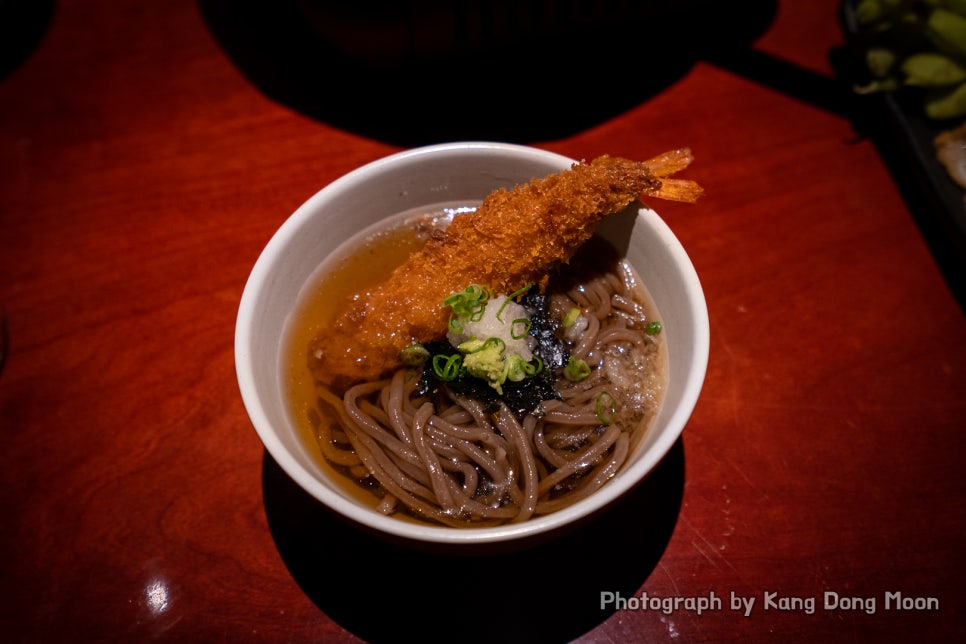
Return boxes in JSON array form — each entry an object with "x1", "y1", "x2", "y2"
[
  {"x1": 595, "y1": 391, "x2": 617, "y2": 425},
  {"x1": 564, "y1": 356, "x2": 591, "y2": 381},
  {"x1": 496, "y1": 283, "x2": 533, "y2": 322},
  {"x1": 443, "y1": 284, "x2": 489, "y2": 309},
  {"x1": 510, "y1": 318, "x2": 531, "y2": 339},
  {"x1": 506, "y1": 356, "x2": 543, "y2": 382},
  {"x1": 530, "y1": 356, "x2": 543, "y2": 376},
  {"x1": 507, "y1": 282, "x2": 533, "y2": 300},
  {"x1": 444, "y1": 284, "x2": 492, "y2": 333},
  {"x1": 646, "y1": 321, "x2": 663, "y2": 335},
  {"x1": 496, "y1": 299, "x2": 510, "y2": 323},
  {"x1": 469, "y1": 302, "x2": 486, "y2": 322},
  {"x1": 432, "y1": 353, "x2": 463, "y2": 381},
  {"x1": 562, "y1": 307, "x2": 581, "y2": 327},
  {"x1": 473, "y1": 337, "x2": 506, "y2": 353}
]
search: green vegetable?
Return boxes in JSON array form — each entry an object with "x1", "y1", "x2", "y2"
[
  {"x1": 867, "y1": 47, "x2": 899, "y2": 77},
  {"x1": 852, "y1": 0, "x2": 966, "y2": 119},
  {"x1": 461, "y1": 336, "x2": 506, "y2": 354},
  {"x1": 925, "y1": 7, "x2": 966, "y2": 58},
  {"x1": 595, "y1": 391, "x2": 617, "y2": 425},
  {"x1": 444, "y1": 284, "x2": 491, "y2": 333},
  {"x1": 510, "y1": 318, "x2": 531, "y2": 339},
  {"x1": 507, "y1": 355, "x2": 542, "y2": 383},
  {"x1": 495, "y1": 283, "x2": 533, "y2": 322},
  {"x1": 565, "y1": 356, "x2": 591, "y2": 381},
  {"x1": 901, "y1": 51, "x2": 966, "y2": 85},
  {"x1": 925, "y1": 79, "x2": 966, "y2": 117},
  {"x1": 432, "y1": 353, "x2": 463, "y2": 381},
  {"x1": 646, "y1": 321, "x2": 663, "y2": 335}
]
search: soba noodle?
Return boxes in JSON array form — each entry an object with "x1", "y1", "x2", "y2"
[{"x1": 309, "y1": 242, "x2": 665, "y2": 528}]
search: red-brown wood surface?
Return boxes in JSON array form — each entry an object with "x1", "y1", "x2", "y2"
[{"x1": 2, "y1": 1, "x2": 963, "y2": 642}]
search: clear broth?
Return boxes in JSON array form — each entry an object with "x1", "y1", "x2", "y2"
[{"x1": 283, "y1": 204, "x2": 471, "y2": 515}]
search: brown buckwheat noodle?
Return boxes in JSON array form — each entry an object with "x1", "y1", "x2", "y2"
[{"x1": 313, "y1": 256, "x2": 665, "y2": 528}]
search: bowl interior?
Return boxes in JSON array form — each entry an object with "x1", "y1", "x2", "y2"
[{"x1": 235, "y1": 142, "x2": 708, "y2": 545}]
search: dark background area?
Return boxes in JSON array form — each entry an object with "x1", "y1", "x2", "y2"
[{"x1": 198, "y1": 0, "x2": 779, "y2": 146}]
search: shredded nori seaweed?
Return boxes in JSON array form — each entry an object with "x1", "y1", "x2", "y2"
[{"x1": 415, "y1": 291, "x2": 568, "y2": 416}]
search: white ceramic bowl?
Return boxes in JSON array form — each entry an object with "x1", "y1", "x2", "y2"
[{"x1": 235, "y1": 141, "x2": 709, "y2": 547}]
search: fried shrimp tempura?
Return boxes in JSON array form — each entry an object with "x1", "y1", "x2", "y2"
[{"x1": 309, "y1": 150, "x2": 702, "y2": 390}]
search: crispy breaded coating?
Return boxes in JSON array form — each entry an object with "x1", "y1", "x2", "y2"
[{"x1": 309, "y1": 152, "x2": 701, "y2": 389}]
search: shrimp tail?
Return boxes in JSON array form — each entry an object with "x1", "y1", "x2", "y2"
[{"x1": 641, "y1": 148, "x2": 704, "y2": 203}]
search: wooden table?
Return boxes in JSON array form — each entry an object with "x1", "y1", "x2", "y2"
[{"x1": 2, "y1": 1, "x2": 963, "y2": 641}]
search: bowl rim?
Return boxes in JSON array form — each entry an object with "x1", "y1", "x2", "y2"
[{"x1": 235, "y1": 141, "x2": 709, "y2": 545}]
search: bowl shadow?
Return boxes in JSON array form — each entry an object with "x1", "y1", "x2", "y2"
[
  {"x1": 0, "y1": 0, "x2": 55, "y2": 81},
  {"x1": 262, "y1": 437, "x2": 686, "y2": 644},
  {"x1": 198, "y1": 0, "x2": 777, "y2": 147}
]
